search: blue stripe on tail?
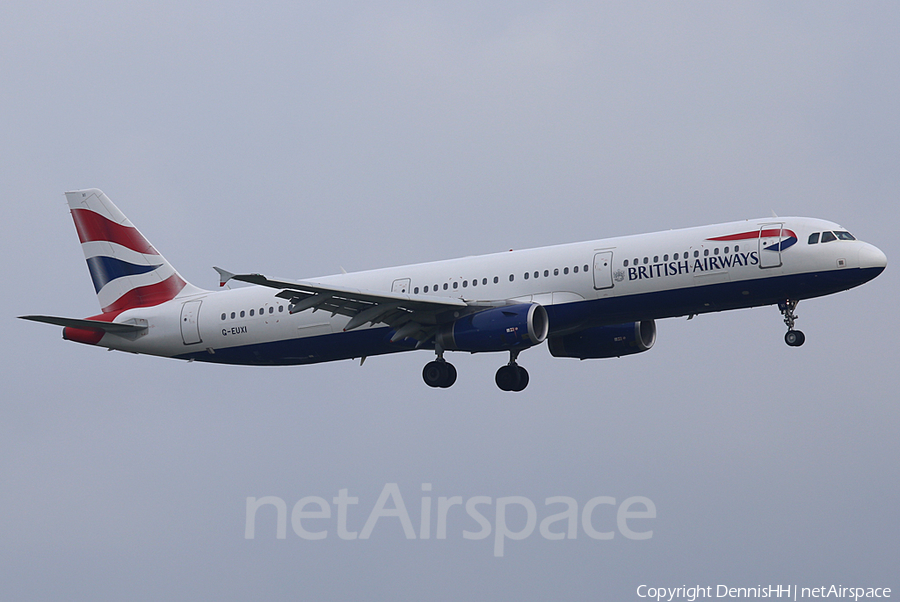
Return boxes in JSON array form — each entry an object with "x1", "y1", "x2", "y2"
[{"x1": 86, "y1": 256, "x2": 162, "y2": 293}]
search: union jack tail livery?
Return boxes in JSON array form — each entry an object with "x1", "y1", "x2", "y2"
[{"x1": 65, "y1": 189, "x2": 204, "y2": 314}]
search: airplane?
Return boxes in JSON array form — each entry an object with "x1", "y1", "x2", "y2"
[{"x1": 20, "y1": 189, "x2": 887, "y2": 391}]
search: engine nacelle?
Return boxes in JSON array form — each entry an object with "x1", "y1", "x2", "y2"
[
  {"x1": 547, "y1": 320, "x2": 656, "y2": 359},
  {"x1": 436, "y1": 303, "x2": 549, "y2": 353}
]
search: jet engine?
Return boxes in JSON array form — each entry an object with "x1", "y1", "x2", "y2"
[
  {"x1": 547, "y1": 320, "x2": 656, "y2": 359},
  {"x1": 435, "y1": 303, "x2": 548, "y2": 353}
]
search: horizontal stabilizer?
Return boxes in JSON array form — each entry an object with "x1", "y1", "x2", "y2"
[{"x1": 18, "y1": 315, "x2": 148, "y2": 334}]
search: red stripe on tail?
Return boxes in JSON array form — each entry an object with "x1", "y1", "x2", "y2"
[
  {"x1": 62, "y1": 311, "x2": 126, "y2": 345},
  {"x1": 71, "y1": 208, "x2": 159, "y2": 255},
  {"x1": 102, "y1": 273, "x2": 187, "y2": 313}
]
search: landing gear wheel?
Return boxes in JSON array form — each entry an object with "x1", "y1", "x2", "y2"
[
  {"x1": 423, "y1": 360, "x2": 457, "y2": 388},
  {"x1": 784, "y1": 330, "x2": 805, "y2": 347},
  {"x1": 511, "y1": 366, "x2": 528, "y2": 391},
  {"x1": 495, "y1": 364, "x2": 529, "y2": 392},
  {"x1": 423, "y1": 361, "x2": 443, "y2": 388},
  {"x1": 778, "y1": 300, "x2": 805, "y2": 347},
  {"x1": 495, "y1": 365, "x2": 517, "y2": 391},
  {"x1": 442, "y1": 362, "x2": 457, "y2": 388}
]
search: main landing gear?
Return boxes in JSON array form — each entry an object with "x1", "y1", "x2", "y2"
[
  {"x1": 422, "y1": 342, "x2": 457, "y2": 388},
  {"x1": 421, "y1": 346, "x2": 531, "y2": 391},
  {"x1": 422, "y1": 358, "x2": 457, "y2": 388},
  {"x1": 495, "y1": 349, "x2": 529, "y2": 392},
  {"x1": 779, "y1": 299, "x2": 805, "y2": 347}
]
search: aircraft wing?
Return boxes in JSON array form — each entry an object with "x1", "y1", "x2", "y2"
[{"x1": 217, "y1": 268, "x2": 494, "y2": 344}]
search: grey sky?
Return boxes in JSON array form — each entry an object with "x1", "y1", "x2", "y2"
[{"x1": 2, "y1": 2, "x2": 898, "y2": 600}]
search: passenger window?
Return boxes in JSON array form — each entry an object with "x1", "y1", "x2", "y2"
[
  {"x1": 424, "y1": 285, "x2": 429, "y2": 293},
  {"x1": 584, "y1": 265, "x2": 589, "y2": 272},
  {"x1": 704, "y1": 249, "x2": 709, "y2": 257},
  {"x1": 443, "y1": 283, "x2": 449, "y2": 290},
  {"x1": 653, "y1": 256, "x2": 659, "y2": 263},
  {"x1": 414, "y1": 287, "x2": 419, "y2": 294},
  {"x1": 524, "y1": 272, "x2": 529, "y2": 280},
  {"x1": 260, "y1": 308, "x2": 264, "y2": 315},
  {"x1": 472, "y1": 279, "x2": 477, "y2": 287},
  {"x1": 221, "y1": 313, "x2": 226, "y2": 320},
  {"x1": 453, "y1": 282, "x2": 458, "y2": 289},
  {"x1": 509, "y1": 274, "x2": 514, "y2": 282},
  {"x1": 694, "y1": 251, "x2": 699, "y2": 258},
  {"x1": 663, "y1": 254, "x2": 668, "y2": 262},
  {"x1": 462, "y1": 281, "x2": 467, "y2": 288},
  {"x1": 808, "y1": 233, "x2": 819, "y2": 244},
  {"x1": 673, "y1": 253, "x2": 679, "y2": 260},
  {"x1": 240, "y1": 311, "x2": 245, "y2": 318},
  {"x1": 554, "y1": 268, "x2": 559, "y2": 275},
  {"x1": 734, "y1": 245, "x2": 740, "y2": 252},
  {"x1": 624, "y1": 260, "x2": 629, "y2": 267},
  {"x1": 573, "y1": 266, "x2": 579, "y2": 273},
  {"x1": 269, "y1": 307, "x2": 274, "y2": 314},
  {"x1": 563, "y1": 267, "x2": 569, "y2": 275},
  {"x1": 713, "y1": 248, "x2": 719, "y2": 255},
  {"x1": 278, "y1": 306, "x2": 283, "y2": 312},
  {"x1": 821, "y1": 231, "x2": 837, "y2": 243},
  {"x1": 544, "y1": 270, "x2": 549, "y2": 277},
  {"x1": 534, "y1": 271, "x2": 539, "y2": 278},
  {"x1": 230, "y1": 312, "x2": 236, "y2": 319},
  {"x1": 483, "y1": 278, "x2": 488, "y2": 285},
  {"x1": 494, "y1": 277, "x2": 499, "y2": 284},
  {"x1": 643, "y1": 257, "x2": 649, "y2": 264},
  {"x1": 250, "y1": 309, "x2": 255, "y2": 316}
]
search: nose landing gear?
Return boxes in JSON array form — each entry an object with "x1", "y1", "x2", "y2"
[{"x1": 779, "y1": 299, "x2": 805, "y2": 347}]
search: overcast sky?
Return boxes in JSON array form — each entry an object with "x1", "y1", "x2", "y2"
[{"x1": 2, "y1": 2, "x2": 898, "y2": 600}]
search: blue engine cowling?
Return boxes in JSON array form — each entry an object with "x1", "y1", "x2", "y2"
[
  {"x1": 547, "y1": 320, "x2": 656, "y2": 359},
  {"x1": 436, "y1": 303, "x2": 549, "y2": 353}
]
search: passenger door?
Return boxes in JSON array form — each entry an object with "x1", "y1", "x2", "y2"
[
  {"x1": 180, "y1": 300, "x2": 203, "y2": 345},
  {"x1": 758, "y1": 223, "x2": 783, "y2": 269},
  {"x1": 593, "y1": 251, "x2": 614, "y2": 289}
]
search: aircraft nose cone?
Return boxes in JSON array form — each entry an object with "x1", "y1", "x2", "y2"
[{"x1": 859, "y1": 243, "x2": 887, "y2": 271}]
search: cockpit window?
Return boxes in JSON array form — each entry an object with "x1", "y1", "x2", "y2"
[
  {"x1": 835, "y1": 231, "x2": 856, "y2": 241},
  {"x1": 808, "y1": 233, "x2": 820, "y2": 244},
  {"x1": 820, "y1": 231, "x2": 837, "y2": 243}
]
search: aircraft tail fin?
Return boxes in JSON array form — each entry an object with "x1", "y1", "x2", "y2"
[{"x1": 65, "y1": 189, "x2": 205, "y2": 314}]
